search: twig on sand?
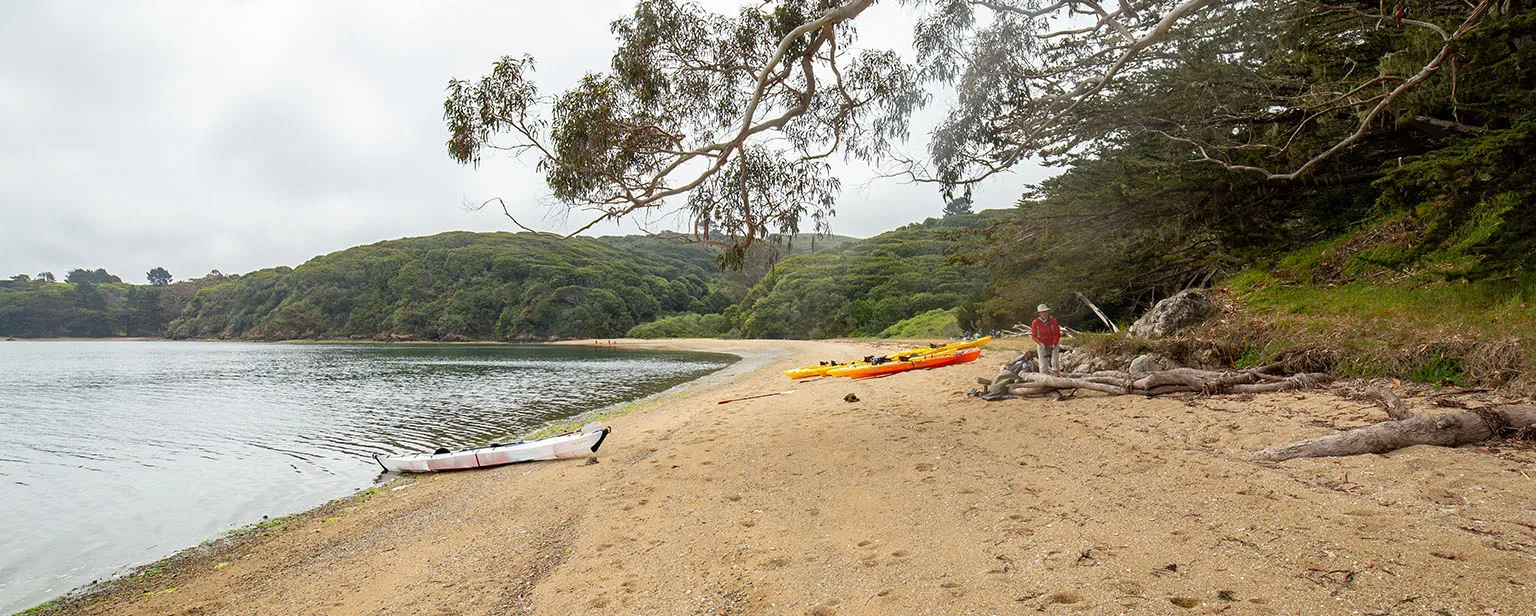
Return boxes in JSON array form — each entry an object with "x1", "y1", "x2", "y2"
[{"x1": 718, "y1": 391, "x2": 794, "y2": 405}]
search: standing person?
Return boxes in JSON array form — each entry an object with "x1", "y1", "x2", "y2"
[{"x1": 1030, "y1": 304, "x2": 1062, "y2": 376}]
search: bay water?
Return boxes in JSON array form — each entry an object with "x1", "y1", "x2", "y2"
[{"x1": 0, "y1": 341, "x2": 732, "y2": 614}]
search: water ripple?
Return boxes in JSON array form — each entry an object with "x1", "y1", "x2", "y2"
[{"x1": 0, "y1": 341, "x2": 731, "y2": 615}]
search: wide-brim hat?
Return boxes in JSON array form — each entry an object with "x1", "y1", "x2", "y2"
[{"x1": 1036, "y1": 304, "x2": 1051, "y2": 312}]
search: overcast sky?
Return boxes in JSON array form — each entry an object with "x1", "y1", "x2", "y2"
[{"x1": 0, "y1": 1, "x2": 1054, "y2": 284}]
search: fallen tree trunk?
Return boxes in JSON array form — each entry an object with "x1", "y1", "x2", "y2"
[
  {"x1": 1254, "y1": 404, "x2": 1536, "y2": 461},
  {"x1": 1004, "y1": 367, "x2": 1331, "y2": 398}
]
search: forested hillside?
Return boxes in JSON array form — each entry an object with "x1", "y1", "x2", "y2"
[
  {"x1": 164, "y1": 232, "x2": 735, "y2": 341},
  {"x1": 732, "y1": 211, "x2": 1005, "y2": 338},
  {"x1": 1, "y1": 219, "x2": 991, "y2": 341},
  {"x1": 0, "y1": 271, "x2": 222, "y2": 338},
  {"x1": 951, "y1": 1, "x2": 1536, "y2": 336}
]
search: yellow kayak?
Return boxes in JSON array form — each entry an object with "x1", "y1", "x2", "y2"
[
  {"x1": 783, "y1": 365, "x2": 840, "y2": 379},
  {"x1": 784, "y1": 336, "x2": 992, "y2": 379}
]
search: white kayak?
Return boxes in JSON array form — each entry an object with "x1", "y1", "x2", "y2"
[{"x1": 373, "y1": 422, "x2": 611, "y2": 473}]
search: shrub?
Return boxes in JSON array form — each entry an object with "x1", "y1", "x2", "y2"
[
  {"x1": 878, "y1": 308, "x2": 962, "y2": 339},
  {"x1": 626, "y1": 313, "x2": 732, "y2": 339}
]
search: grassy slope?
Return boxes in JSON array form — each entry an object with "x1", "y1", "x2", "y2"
[{"x1": 1202, "y1": 210, "x2": 1536, "y2": 392}]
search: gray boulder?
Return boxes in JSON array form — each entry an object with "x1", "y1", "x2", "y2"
[
  {"x1": 1129, "y1": 353, "x2": 1178, "y2": 374},
  {"x1": 1128, "y1": 290, "x2": 1219, "y2": 338}
]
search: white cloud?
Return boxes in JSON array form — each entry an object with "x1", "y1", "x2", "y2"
[{"x1": 0, "y1": 0, "x2": 1056, "y2": 284}]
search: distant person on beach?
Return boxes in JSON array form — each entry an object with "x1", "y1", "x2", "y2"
[{"x1": 1030, "y1": 304, "x2": 1062, "y2": 376}]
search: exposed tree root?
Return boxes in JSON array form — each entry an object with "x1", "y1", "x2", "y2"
[
  {"x1": 1254, "y1": 402, "x2": 1536, "y2": 461},
  {"x1": 995, "y1": 365, "x2": 1536, "y2": 460}
]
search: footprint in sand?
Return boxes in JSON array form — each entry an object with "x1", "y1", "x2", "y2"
[
  {"x1": 913, "y1": 462, "x2": 936, "y2": 472},
  {"x1": 725, "y1": 494, "x2": 742, "y2": 502},
  {"x1": 740, "y1": 519, "x2": 757, "y2": 527},
  {"x1": 1044, "y1": 591, "x2": 1083, "y2": 605},
  {"x1": 1169, "y1": 597, "x2": 1200, "y2": 608},
  {"x1": 761, "y1": 557, "x2": 791, "y2": 569}
]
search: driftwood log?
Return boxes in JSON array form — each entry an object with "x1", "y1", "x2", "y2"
[
  {"x1": 991, "y1": 367, "x2": 1536, "y2": 460},
  {"x1": 1254, "y1": 387, "x2": 1536, "y2": 460},
  {"x1": 1004, "y1": 366, "x2": 1332, "y2": 398}
]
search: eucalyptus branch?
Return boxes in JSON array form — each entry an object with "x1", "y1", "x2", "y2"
[{"x1": 1186, "y1": 0, "x2": 1495, "y2": 179}]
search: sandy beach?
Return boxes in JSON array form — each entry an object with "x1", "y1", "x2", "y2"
[{"x1": 38, "y1": 339, "x2": 1536, "y2": 615}]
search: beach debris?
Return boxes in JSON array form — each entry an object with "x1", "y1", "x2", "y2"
[
  {"x1": 1255, "y1": 400, "x2": 1536, "y2": 461},
  {"x1": 717, "y1": 390, "x2": 794, "y2": 405},
  {"x1": 843, "y1": 393, "x2": 859, "y2": 403},
  {"x1": 1003, "y1": 365, "x2": 1332, "y2": 399},
  {"x1": 584, "y1": 457, "x2": 599, "y2": 465},
  {"x1": 1074, "y1": 291, "x2": 1118, "y2": 333}
]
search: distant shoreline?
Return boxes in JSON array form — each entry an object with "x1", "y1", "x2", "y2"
[{"x1": 6, "y1": 336, "x2": 164, "y2": 342}]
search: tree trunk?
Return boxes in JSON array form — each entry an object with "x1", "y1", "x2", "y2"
[
  {"x1": 1253, "y1": 405, "x2": 1536, "y2": 461},
  {"x1": 1005, "y1": 368, "x2": 1330, "y2": 398}
]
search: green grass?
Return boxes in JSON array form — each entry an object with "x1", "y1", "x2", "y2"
[
  {"x1": 1408, "y1": 350, "x2": 1466, "y2": 386},
  {"x1": 1215, "y1": 270, "x2": 1535, "y2": 390},
  {"x1": 15, "y1": 600, "x2": 59, "y2": 616},
  {"x1": 1232, "y1": 273, "x2": 1535, "y2": 346},
  {"x1": 1234, "y1": 347, "x2": 1263, "y2": 370}
]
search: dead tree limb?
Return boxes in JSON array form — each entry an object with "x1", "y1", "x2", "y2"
[
  {"x1": 1005, "y1": 367, "x2": 1331, "y2": 398},
  {"x1": 1364, "y1": 387, "x2": 1412, "y2": 420},
  {"x1": 1253, "y1": 405, "x2": 1536, "y2": 461},
  {"x1": 1074, "y1": 291, "x2": 1119, "y2": 333}
]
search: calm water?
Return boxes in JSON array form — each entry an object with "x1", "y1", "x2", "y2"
[{"x1": 0, "y1": 341, "x2": 732, "y2": 614}]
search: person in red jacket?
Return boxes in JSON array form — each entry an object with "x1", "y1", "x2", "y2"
[{"x1": 1030, "y1": 303, "x2": 1063, "y2": 375}]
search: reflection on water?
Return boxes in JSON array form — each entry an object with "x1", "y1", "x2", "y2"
[{"x1": 0, "y1": 341, "x2": 731, "y2": 614}]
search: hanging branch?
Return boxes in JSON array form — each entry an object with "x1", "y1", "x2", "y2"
[
  {"x1": 910, "y1": 0, "x2": 1501, "y2": 188},
  {"x1": 443, "y1": 0, "x2": 925, "y2": 261}
]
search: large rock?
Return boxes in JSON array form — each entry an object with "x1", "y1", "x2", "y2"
[
  {"x1": 1129, "y1": 353, "x2": 1177, "y2": 374},
  {"x1": 1129, "y1": 290, "x2": 1219, "y2": 338}
]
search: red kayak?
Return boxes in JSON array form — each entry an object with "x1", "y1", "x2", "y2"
[{"x1": 833, "y1": 348, "x2": 982, "y2": 379}]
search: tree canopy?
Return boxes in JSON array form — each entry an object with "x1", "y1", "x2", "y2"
[
  {"x1": 147, "y1": 267, "x2": 173, "y2": 287},
  {"x1": 444, "y1": 0, "x2": 1521, "y2": 258},
  {"x1": 443, "y1": 0, "x2": 925, "y2": 264},
  {"x1": 65, "y1": 268, "x2": 122, "y2": 284}
]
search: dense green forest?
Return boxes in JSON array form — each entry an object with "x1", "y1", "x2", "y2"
[
  {"x1": 163, "y1": 232, "x2": 734, "y2": 341},
  {"x1": 0, "y1": 269, "x2": 221, "y2": 338},
  {"x1": 0, "y1": 216, "x2": 995, "y2": 341},
  {"x1": 733, "y1": 211, "x2": 1005, "y2": 338}
]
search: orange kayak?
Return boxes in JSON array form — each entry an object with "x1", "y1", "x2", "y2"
[
  {"x1": 831, "y1": 348, "x2": 982, "y2": 379},
  {"x1": 785, "y1": 336, "x2": 993, "y2": 379}
]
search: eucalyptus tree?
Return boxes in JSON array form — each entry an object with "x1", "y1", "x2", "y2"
[
  {"x1": 444, "y1": 0, "x2": 926, "y2": 266},
  {"x1": 912, "y1": 0, "x2": 1510, "y2": 186},
  {"x1": 444, "y1": 0, "x2": 1520, "y2": 261}
]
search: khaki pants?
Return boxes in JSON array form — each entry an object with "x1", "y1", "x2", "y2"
[{"x1": 1037, "y1": 344, "x2": 1060, "y2": 373}]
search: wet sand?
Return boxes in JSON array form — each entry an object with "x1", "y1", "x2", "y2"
[{"x1": 38, "y1": 339, "x2": 1536, "y2": 615}]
